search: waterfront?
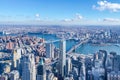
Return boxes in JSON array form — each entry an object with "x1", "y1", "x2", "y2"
[
  {"x1": 29, "y1": 33, "x2": 120, "y2": 54},
  {"x1": 28, "y1": 33, "x2": 77, "y2": 52},
  {"x1": 1, "y1": 32, "x2": 120, "y2": 55},
  {"x1": 28, "y1": 33, "x2": 59, "y2": 41},
  {"x1": 75, "y1": 43, "x2": 120, "y2": 54}
]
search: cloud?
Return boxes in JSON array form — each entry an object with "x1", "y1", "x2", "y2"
[
  {"x1": 35, "y1": 13, "x2": 40, "y2": 17},
  {"x1": 62, "y1": 13, "x2": 83, "y2": 22},
  {"x1": 35, "y1": 13, "x2": 40, "y2": 21},
  {"x1": 75, "y1": 13, "x2": 83, "y2": 20},
  {"x1": 62, "y1": 19, "x2": 73, "y2": 22},
  {"x1": 93, "y1": 1, "x2": 120, "y2": 12},
  {"x1": 103, "y1": 18, "x2": 120, "y2": 22}
]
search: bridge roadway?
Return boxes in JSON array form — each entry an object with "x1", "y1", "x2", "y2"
[{"x1": 67, "y1": 39, "x2": 89, "y2": 54}]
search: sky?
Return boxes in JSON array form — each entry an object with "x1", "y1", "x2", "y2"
[{"x1": 0, "y1": 0, "x2": 120, "y2": 25}]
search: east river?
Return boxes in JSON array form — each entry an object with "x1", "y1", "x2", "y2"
[
  {"x1": 29, "y1": 33, "x2": 120, "y2": 54},
  {"x1": 1, "y1": 33, "x2": 120, "y2": 54}
]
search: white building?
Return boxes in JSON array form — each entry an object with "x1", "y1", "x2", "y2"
[
  {"x1": 12, "y1": 49, "x2": 22, "y2": 69},
  {"x1": 66, "y1": 57, "x2": 72, "y2": 76},
  {"x1": 22, "y1": 54, "x2": 36, "y2": 80},
  {"x1": 46, "y1": 43, "x2": 54, "y2": 58},
  {"x1": 59, "y1": 40, "x2": 66, "y2": 77}
]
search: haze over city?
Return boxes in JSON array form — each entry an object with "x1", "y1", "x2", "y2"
[
  {"x1": 0, "y1": 0, "x2": 120, "y2": 80},
  {"x1": 0, "y1": 0, "x2": 120, "y2": 25}
]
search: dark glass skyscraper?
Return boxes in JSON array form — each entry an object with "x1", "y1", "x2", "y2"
[{"x1": 37, "y1": 58, "x2": 46, "y2": 80}]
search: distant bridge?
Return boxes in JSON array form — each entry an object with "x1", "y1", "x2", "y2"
[
  {"x1": 45, "y1": 38, "x2": 89, "y2": 66},
  {"x1": 45, "y1": 38, "x2": 78, "y2": 43},
  {"x1": 67, "y1": 39, "x2": 89, "y2": 54},
  {"x1": 14, "y1": 38, "x2": 74, "y2": 50}
]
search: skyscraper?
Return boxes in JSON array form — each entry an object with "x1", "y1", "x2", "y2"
[
  {"x1": 36, "y1": 58, "x2": 46, "y2": 80},
  {"x1": 12, "y1": 49, "x2": 21, "y2": 69},
  {"x1": 22, "y1": 54, "x2": 36, "y2": 80},
  {"x1": 66, "y1": 57, "x2": 72, "y2": 76},
  {"x1": 59, "y1": 40, "x2": 66, "y2": 77},
  {"x1": 113, "y1": 55, "x2": 120, "y2": 71},
  {"x1": 46, "y1": 43, "x2": 54, "y2": 59},
  {"x1": 81, "y1": 62, "x2": 86, "y2": 80},
  {"x1": 9, "y1": 70, "x2": 19, "y2": 80}
]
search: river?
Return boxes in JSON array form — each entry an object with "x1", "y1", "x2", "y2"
[
  {"x1": 29, "y1": 33, "x2": 120, "y2": 54},
  {"x1": 1, "y1": 33, "x2": 120, "y2": 54},
  {"x1": 75, "y1": 43, "x2": 120, "y2": 55}
]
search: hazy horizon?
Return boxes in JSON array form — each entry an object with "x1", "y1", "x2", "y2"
[{"x1": 0, "y1": 0, "x2": 120, "y2": 25}]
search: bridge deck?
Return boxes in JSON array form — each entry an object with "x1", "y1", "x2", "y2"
[{"x1": 67, "y1": 39, "x2": 88, "y2": 54}]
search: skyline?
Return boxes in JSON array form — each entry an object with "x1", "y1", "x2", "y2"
[{"x1": 0, "y1": 0, "x2": 120, "y2": 25}]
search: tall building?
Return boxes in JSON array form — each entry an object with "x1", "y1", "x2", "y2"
[
  {"x1": 12, "y1": 49, "x2": 21, "y2": 69},
  {"x1": 92, "y1": 67, "x2": 105, "y2": 80},
  {"x1": 81, "y1": 62, "x2": 86, "y2": 80},
  {"x1": 22, "y1": 54, "x2": 36, "y2": 80},
  {"x1": 106, "y1": 52, "x2": 117, "y2": 71},
  {"x1": 9, "y1": 70, "x2": 19, "y2": 80},
  {"x1": 113, "y1": 55, "x2": 120, "y2": 71},
  {"x1": 59, "y1": 40, "x2": 66, "y2": 77},
  {"x1": 36, "y1": 58, "x2": 46, "y2": 80},
  {"x1": 46, "y1": 43, "x2": 54, "y2": 58},
  {"x1": 66, "y1": 57, "x2": 72, "y2": 76}
]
